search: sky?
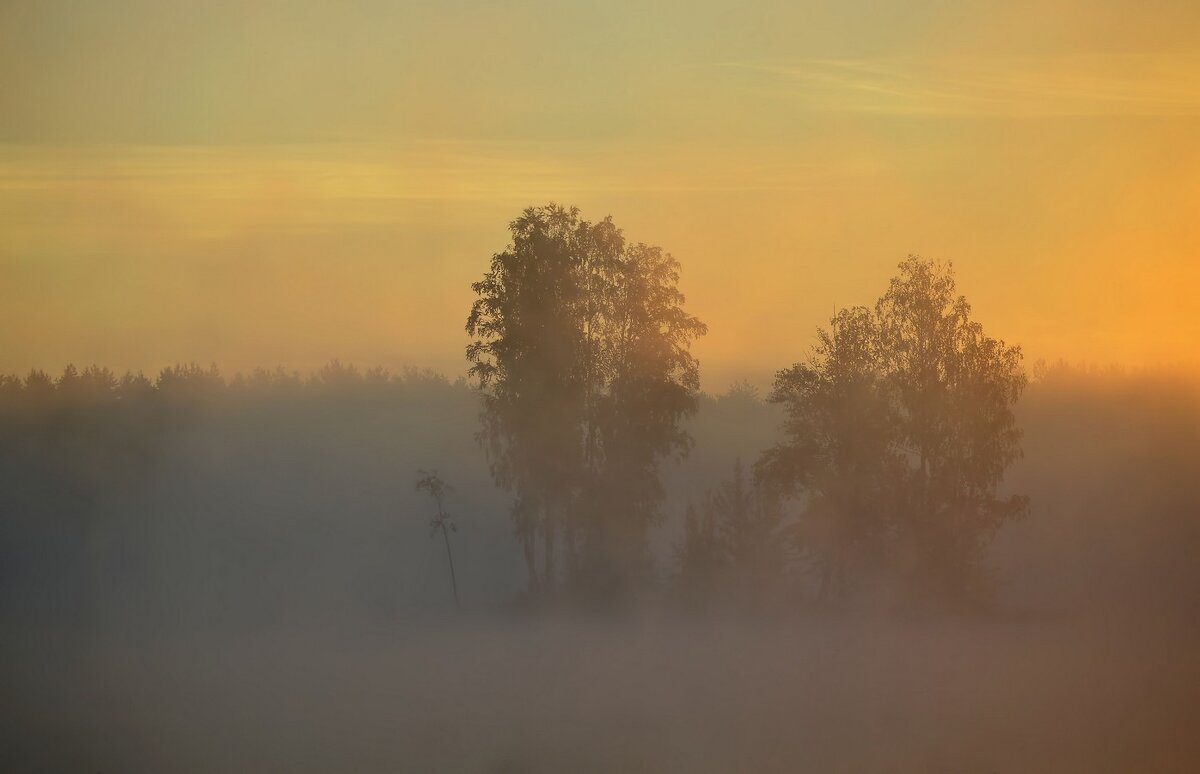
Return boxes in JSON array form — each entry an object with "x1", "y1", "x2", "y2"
[{"x1": 2, "y1": 0, "x2": 1199, "y2": 390}]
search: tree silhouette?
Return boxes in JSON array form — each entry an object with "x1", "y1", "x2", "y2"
[
  {"x1": 467, "y1": 203, "x2": 706, "y2": 603},
  {"x1": 876, "y1": 256, "x2": 1028, "y2": 601},
  {"x1": 416, "y1": 469, "x2": 459, "y2": 609},
  {"x1": 758, "y1": 258, "x2": 1026, "y2": 605},
  {"x1": 676, "y1": 460, "x2": 787, "y2": 610},
  {"x1": 676, "y1": 503, "x2": 725, "y2": 606},
  {"x1": 466, "y1": 204, "x2": 594, "y2": 597},
  {"x1": 716, "y1": 460, "x2": 786, "y2": 599},
  {"x1": 757, "y1": 306, "x2": 898, "y2": 603}
]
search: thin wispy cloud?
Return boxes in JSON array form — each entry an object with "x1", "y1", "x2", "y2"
[
  {"x1": 0, "y1": 140, "x2": 886, "y2": 238},
  {"x1": 722, "y1": 54, "x2": 1200, "y2": 117}
]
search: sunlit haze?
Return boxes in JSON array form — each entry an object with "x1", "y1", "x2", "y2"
[{"x1": 3, "y1": 1, "x2": 1199, "y2": 386}]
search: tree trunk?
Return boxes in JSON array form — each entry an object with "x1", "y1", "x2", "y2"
[
  {"x1": 565, "y1": 521, "x2": 577, "y2": 586},
  {"x1": 441, "y1": 525, "x2": 460, "y2": 609},
  {"x1": 522, "y1": 530, "x2": 539, "y2": 597},
  {"x1": 543, "y1": 520, "x2": 556, "y2": 597}
]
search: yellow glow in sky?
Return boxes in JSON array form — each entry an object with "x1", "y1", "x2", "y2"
[{"x1": 2, "y1": 1, "x2": 1199, "y2": 388}]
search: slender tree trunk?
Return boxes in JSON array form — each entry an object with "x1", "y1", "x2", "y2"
[
  {"x1": 522, "y1": 530, "x2": 539, "y2": 597},
  {"x1": 834, "y1": 547, "x2": 848, "y2": 604},
  {"x1": 543, "y1": 519, "x2": 556, "y2": 597},
  {"x1": 565, "y1": 520, "x2": 577, "y2": 585},
  {"x1": 441, "y1": 525, "x2": 460, "y2": 609}
]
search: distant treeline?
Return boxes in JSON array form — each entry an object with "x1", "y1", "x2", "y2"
[
  {"x1": 0, "y1": 360, "x2": 459, "y2": 403},
  {"x1": 1, "y1": 356, "x2": 1197, "y2": 629}
]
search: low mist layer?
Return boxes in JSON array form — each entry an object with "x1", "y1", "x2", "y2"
[{"x1": 2, "y1": 361, "x2": 1198, "y2": 770}]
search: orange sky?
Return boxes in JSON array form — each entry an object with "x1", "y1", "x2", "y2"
[{"x1": 2, "y1": 1, "x2": 1198, "y2": 389}]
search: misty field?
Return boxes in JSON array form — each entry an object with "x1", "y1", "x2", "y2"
[
  {"x1": 2, "y1": 362, "x2": 1199, "y2": 771},
  {"x1": 6, "y1": 613, "x2": 1198, "y2": 773}
]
